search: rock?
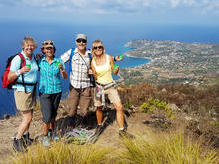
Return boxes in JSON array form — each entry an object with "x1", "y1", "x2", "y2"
[
  {"x1": 169, "y1": 104, "x2": 181, "y2": 112},
  {"x1": 161, "y1": 88, "x2": 167, "y2": 93}
]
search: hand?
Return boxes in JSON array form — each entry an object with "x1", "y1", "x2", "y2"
[
  {"x1": 58, "y1": 63, "x2": 64, "y2": 70},
  {"x1": 88, "y1": 69, "x2": 93, "y2": 75},
  {"x1": 114, "y1": 65, "x2": 119, "y2": 72},
  {"x1": 115, "y1": 54, "x2": 124, "y2": 61},
  {"x1": 36, "y1": 53, "x2": 43, "y2": 60},
  {"x1": 20, "y1": 66, "x2": 31, "y2": 74}
]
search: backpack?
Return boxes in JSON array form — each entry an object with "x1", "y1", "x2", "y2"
[
  {"x1": 69, "y1": 48, "x2": 95, "y2": 86},
  {"x1": 2, "y1": 53, "x2": 26, "y2": 89},
  {"x1": 64, "y1": 128, "x2": 96, "y2": 144}
]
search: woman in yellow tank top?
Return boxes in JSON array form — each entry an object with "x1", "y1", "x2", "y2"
[{"x1": 91, "y1": 40, "x2": 133, "y2": 138}]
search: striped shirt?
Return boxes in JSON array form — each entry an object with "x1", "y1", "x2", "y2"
[
  {"x1": 60, "y1": 48, "x2": 91, "y2": 89},
  {"x1": 39, "y1": 57, "x2": 65, "y2": 94}
]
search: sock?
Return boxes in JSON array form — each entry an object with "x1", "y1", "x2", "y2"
[
  {"x1": 23, "y1": 131, "x2": 29, "y2": 135},
  {"x1": 119, "y1": 127, "x2": 125, "y2": 131}
]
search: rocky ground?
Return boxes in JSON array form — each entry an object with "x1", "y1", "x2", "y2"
[{"x1": 1, "y1": 102, "x2": 218, "y2": 164}]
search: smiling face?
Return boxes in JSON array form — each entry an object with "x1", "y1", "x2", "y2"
[
  {"x1": 41, "y1": 40, "x2": 55, "y2": 57},
  {"x1": 23, "y1": 41, "x2": 35, "y2": 56},
  {"x1": 44, "y1": 47, "x2": 54, "y2": 58},
  {"x1": 75, "y1": 38, "x2": 87, "y2": 51},
  {"x1": 92, "y1": 41, "x2": 104, "y2": 56}
]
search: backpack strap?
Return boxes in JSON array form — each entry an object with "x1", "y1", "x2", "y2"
[
  {"x1": 88, "y1": 51, "x2": 92, "y2": 61},
  {"x1": 69, "y1": 48, "x2": 75, "y2": 74},
  {"x1": 17, "y1": 53, "x2": 26, "y2": 68},
  {"x1": 17, "y1": 53, "x2": 28, "y2": 93}
]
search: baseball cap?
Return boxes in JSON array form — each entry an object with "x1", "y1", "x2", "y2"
[{"x1": 75, "y1": 34, "x2": 87, "y2": 41}]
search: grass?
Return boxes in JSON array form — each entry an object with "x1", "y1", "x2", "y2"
[
  {"x1": 120, "y1": 132, "x2": 218, "y2": 164},
  {"x1": 11, "y1": 142, "x2": 115, "y2": 164},
  {"x1": 10, "y1": 131, "x2": 218, "y2": 164}
]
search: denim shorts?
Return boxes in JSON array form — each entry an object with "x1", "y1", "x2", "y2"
[{"x1": 40, "y1": 92, "x2": 62, "y2": 123}]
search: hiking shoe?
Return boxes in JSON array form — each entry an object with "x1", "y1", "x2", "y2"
[
  {"x1": 95, "y1": 125, "x2": 104, "y2": 135},
  {"x1": 13, "y1": 138, "x2": 26, "y2": 152},
  {"x1": 119, "y1": 130, "x2": 135, "y2": 139},
  {"x1": 48, "y1": 130, "x2": 60, "y2": 141},
  {"x1": 68, "y1": 116, "x2": 75, "y2": 128},
  {"x1": 41, "y1": 136, "x2": 50, "y2": 147},
  {"x1": 23, "y1": 132, "x2": 34, "y2": 146}
]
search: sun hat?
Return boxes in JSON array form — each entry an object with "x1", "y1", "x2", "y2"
[
  {"x1": 42, "y1": 40, "x2": 54, "y2": 48},
  {"x1": 75, "y1": 34, "x2": 87, "y2": 41}
]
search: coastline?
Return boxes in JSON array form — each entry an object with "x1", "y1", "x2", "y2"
[{"x1": 123, "y1": 52, "x2": 153, "y2": 69}]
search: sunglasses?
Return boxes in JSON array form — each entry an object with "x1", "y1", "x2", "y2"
[
  {"x1": 45, "y1": 47, "x2": 53, "y2": 50},
  {"x1": 42, "y1": 40, "x2": 54, "y2": 45},
  {"x1": 93, "y1": 46, "x2": 103, "y2": 50},
  {"x1": 76, "y1": 39, "x2": 87, "y2": 43}
]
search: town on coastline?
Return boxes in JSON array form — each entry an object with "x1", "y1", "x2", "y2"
[{"x1": 120, "y1": 39, "x2": 219, "y2": 86}]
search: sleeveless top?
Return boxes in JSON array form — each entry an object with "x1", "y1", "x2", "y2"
[{"x1": 92, "y1": 54, "x2": 113, "y2": 85}]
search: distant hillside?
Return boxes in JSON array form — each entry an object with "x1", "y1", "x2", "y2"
[{"x1": 121, "y1": 40, "x2": 219, "y2": 86}]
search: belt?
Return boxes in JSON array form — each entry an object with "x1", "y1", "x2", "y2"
[{"x1": 95, "y1": 81, "x2": 116, "y2": 106}]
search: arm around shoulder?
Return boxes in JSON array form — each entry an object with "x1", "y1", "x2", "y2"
[{"x1": 60, "y1": 49, "x2": 72, "y2": 63}]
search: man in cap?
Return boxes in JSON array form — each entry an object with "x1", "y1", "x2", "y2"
[{"x1": 60, "y1": 34, "x2": 92, "y2": 128}]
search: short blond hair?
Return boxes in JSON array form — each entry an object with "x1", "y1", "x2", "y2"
[
  {"x1": 22, "y1": 36, "x2": 38, "y2": 49},
  {"x1": 91, "y1": 40, "x2": 105, "y2": 56}
]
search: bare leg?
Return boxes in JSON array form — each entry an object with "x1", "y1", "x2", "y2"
[
  {"x1": 42, "y1": 122, "x2": 49, "y2": 136},
  {"x1": 16, "y1": 110, "x2": 33, "y2": 138},
  {"x1": 113, "y1": 102, "x2": 124, "y2": 129},
  {"x1": 49, "y1": 118, "x2": 55, "y2": 130},
  {"x1": 96, "y1": 106, "x2": 103, "y2": 125}
]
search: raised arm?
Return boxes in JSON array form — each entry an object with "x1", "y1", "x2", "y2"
[
  {"x1": 57, "y1": 62, "x2": 68, "y2": 79},
  {"x1": 110, "y1": 56, "x2": 119, "y2": 75},
  {"x1": 60, "y1": 49, "x2": 72, "y2": 63}
]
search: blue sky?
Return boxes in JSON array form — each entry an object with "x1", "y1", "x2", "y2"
[{"x1": 0, "y1": 0, "x2": 219, "y2": 25}]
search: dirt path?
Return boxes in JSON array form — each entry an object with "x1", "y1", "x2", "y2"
[{"x1": 0, "y1": 108, "x2": 150, "y2": 163}]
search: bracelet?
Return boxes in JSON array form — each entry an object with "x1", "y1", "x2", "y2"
[
  {"x1": 61, "y1": 69, "x2": 65, "y2": 73},
  {"x1": 15, "y1": 70, "x2": 21, "y2": 76}
]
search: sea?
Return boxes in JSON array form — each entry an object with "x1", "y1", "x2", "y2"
[{"x1": 0, "y1": 20, "x2": 219, "y2": 119}]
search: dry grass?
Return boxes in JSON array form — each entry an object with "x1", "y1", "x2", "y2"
[{"x1": 10, "y1": 131, "x2": 218, "y2": 164}]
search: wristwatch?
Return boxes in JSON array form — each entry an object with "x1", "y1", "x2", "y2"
[{"x1": 15, "y1": 70, "x2": 21, "y2": 76}]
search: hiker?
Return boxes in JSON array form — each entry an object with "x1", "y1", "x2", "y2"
[
  {"x1": 8, "y1": 36, "x2": 38, "y2": 152},
  {"x1": 38, "y1": 40, "x2": 68, "y2": 146},
  {"x1": 91, "y1": 40, "x2": 132, "y2": 137},
  {"x1": 60, "y1": 34, "x2": 93, "y2": 128},
  {"x1": 60, "y1": 34, "x2": 124, "y2": 128}
]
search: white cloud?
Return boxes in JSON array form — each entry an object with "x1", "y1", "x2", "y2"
[
  {"x1": 170, "y1": 0, "x2": 180, "y2": 8},
  {"x1": 0, "y1": 0, "x2": 219, "y2": 15}
]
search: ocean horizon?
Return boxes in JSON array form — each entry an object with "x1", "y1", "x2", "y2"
[{"x1": 0, "y1": 21, "x2": 219, "y2": 119}]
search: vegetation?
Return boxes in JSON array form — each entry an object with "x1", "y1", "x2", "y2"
[
  {"x1": 10, "y1": 132, "x2": 218, "y2": 164},
  {"x1": 11, "y1": 142, "x2": 113, "y2": 164},
  {"x1": 140, "y1": 98, "x2": 173, "y2": 118},
  {"x1": 119, "y1": 83, "x2": 219, "y2": 116},
  {"x1": 121, "y1": 133, "x2": 218, "y2": 164}
]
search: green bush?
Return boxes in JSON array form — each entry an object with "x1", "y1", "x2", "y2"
[{"x1": 140, "y1": 98, "x2": 174, "y2": 118}]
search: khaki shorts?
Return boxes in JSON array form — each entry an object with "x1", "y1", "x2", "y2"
[
  {"x1": 14, "y1": 90, "x2": 36, "y2": 112},
  {"x1": 94, "y1": 86, "x2": 121, "y2": 107}
]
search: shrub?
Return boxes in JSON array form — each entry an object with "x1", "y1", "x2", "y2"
[{"x1": 140, "y1": 98, "x2": 173, "y2": 118}]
